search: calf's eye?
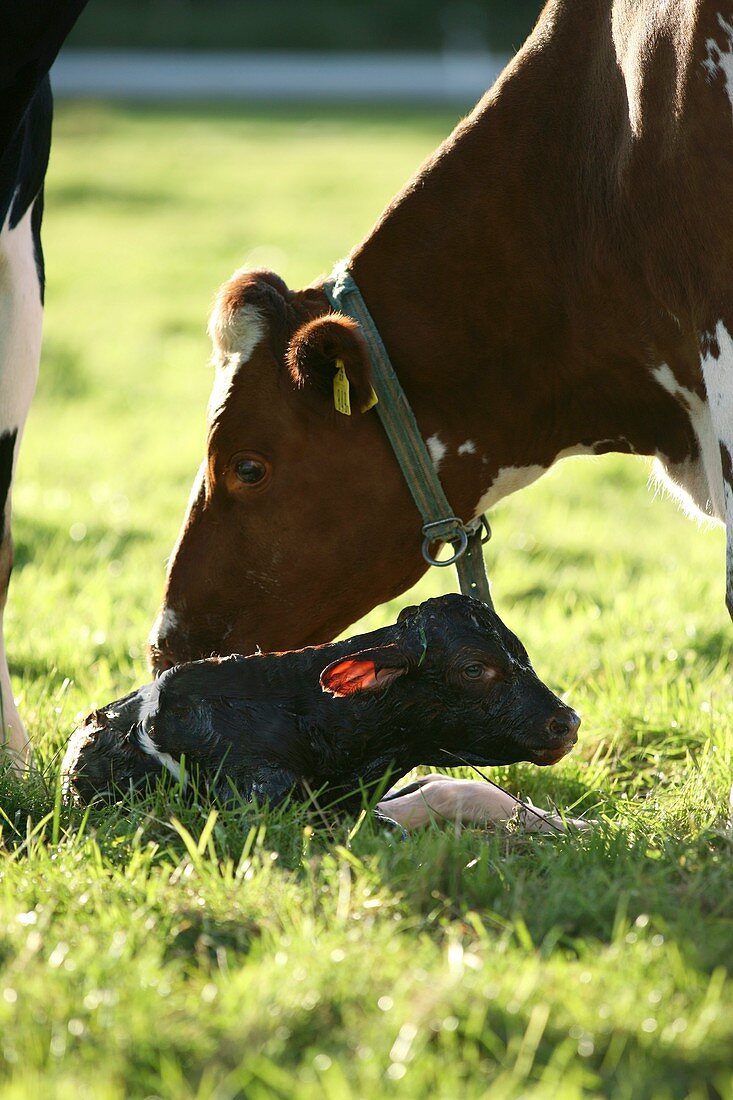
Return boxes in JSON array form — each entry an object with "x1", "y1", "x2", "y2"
[
  {"x1": 235, "y1": 458, "x2": 267, "y2": 485},
  {"x1": 463, "y1": 663, "x2": 484, "y2": 679}
]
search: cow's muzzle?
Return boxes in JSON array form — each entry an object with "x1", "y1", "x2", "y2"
[{"x1": 527, "y1": 706, "x2": 581, "y2": 765}]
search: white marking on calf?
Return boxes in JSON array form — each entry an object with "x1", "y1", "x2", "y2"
[
  {"x1": 136, "y1": 725, "x2": 184, "y2": 784},
  {"x1": 135, "y1": 689, "x2": 185, "y2": 784},
  {"x1": 457, "y1": 439, "x2": 476, "y2": 456},
  {"x1": 426, "y1": 433, "x2": 447, "y2": 471},
  {"x1": 0, "y1": 203, "x2": 43, "y2": 761}
]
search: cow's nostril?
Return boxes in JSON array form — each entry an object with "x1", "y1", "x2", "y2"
[{"x1": 545, "y1": 710, "x2": 581, "y2": 742}]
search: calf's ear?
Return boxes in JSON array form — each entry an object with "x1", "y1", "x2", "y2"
[
  {"x1": 320, "y1": 645, "x2": 409, "y2": 697},
  {"x1": 287, "y1": 313, "x2": 375, "y2": 414}
]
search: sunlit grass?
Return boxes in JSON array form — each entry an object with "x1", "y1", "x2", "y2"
[{"x1": 2, "y1": 102, "x2": 732, "y2": 1097}]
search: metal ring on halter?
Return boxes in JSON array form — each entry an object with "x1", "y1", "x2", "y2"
[{"x1": 421, "y1": 522, "x2": 469, "y2": 567}]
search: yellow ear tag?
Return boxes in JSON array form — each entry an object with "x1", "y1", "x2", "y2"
[
  {"x1": 333, "y1": 360, "x2": 351, "y2": 416},
  {"x1": 361, "y1": 387, "x2": 379, "y2": 413}
]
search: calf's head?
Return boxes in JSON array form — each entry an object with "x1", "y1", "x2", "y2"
[
  {"x1": 150, "y1": 268, "x2": 429, "y2": 670},
  {"x1": 319, "y1": 594, "x2": 580, "y2": 772}
]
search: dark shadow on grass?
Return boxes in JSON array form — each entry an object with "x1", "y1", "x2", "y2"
[
  {"x1": 7, "y1": 653, "x2": 70, "y2": 684},
  {"x1": 164, "y1": 911, "x2": 260, "y2": 966},
  {"x1": 2, "y1": 744, "x2": 732, "y2": 996},
  {"x1": 355, "y1": 814, "x2": 733, "y2": 979},
  {"x1": 49, "y1": 181, "x2": 175, "y2": 209},
  {"x1": 687, "y1": 628, "x2": 733, "y2": 665},
  {"x1": 13, "y1": 516, "x2": 153, "y2": 570}
]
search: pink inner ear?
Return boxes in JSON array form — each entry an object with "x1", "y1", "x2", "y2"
[
  {"x1": 321, "y1": 659, "x2": 379, "y2": 697},
  {"x1": 320, "y1": 659, "x2": 407, "y2": 697}
]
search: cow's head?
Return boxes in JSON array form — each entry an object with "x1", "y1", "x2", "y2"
[{"x1": 149, "y1": 269, "x2": 426, "y2": 670}]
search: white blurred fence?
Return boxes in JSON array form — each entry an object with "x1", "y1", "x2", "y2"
[{"x1": 52, "y1": 50, "x2": 510, "y2": 103}]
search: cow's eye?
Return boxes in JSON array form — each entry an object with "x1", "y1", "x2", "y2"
[
  {"x1": 235, "y1": 458, "x2": 267, "y2": 485},
  {"x1": 463, "y1": 663, "x2": 484, "y2": 679}
]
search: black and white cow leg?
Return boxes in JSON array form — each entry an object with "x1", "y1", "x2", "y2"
[
  {"x1": 0, "y1": 199, "x2": 44, "y2": 766},
  {"x1": 0, "y1": 4, "x2": 91, "y2": 766}
]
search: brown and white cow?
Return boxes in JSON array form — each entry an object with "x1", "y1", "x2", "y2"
[{"x1": 150, "y1": 0, "x2": 733, "y2": 671}]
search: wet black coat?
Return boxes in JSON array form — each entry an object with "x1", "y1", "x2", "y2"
[{"x1": 62, "y1": 595, "x2": 579, "y2": 813}]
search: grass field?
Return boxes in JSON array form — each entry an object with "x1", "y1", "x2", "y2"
[{"x1": 2, "y1": 101, "x2": 732, "y2": 1098}]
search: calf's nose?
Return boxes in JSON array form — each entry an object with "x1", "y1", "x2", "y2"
[{"x1": 545, "y1": 708, "x2": 581, "y2": 744}]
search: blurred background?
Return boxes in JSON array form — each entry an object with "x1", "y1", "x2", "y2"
[
  {"x1": 53, "y1": 0, "x2": 546, "y2": 102},
  {"x1": 67, "y1": 0, "x2": 543, "y2": 53}
]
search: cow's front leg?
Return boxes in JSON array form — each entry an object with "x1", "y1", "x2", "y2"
[
  {"x1": 0, "y1": 507, "x2": 28, "y2": 766},
  {"x1": 699, "y1": 322, "x2": 733, "y2": 620},
  {"x1": 0, "y1": 200, "x2": 44, "y2": 767}
]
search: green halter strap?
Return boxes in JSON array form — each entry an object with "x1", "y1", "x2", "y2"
[{"x1": 323, "y1": 261, "x2": 493, "y2": 607}]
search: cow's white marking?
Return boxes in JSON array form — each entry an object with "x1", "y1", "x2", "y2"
[
  {"x1": 208, "y1": 300, "x2": 265, "y2": 420},
  {"x1": 426, "y1": 434, "x2": 447, "y2": 471},
  {"x1": 703, "y1": 16, "x2": 733, "y2": 118},
  {"x1": 208, "y1": 361, "x2": 239, "y2": 422},
  {"x1": 208, "y1": 295, "x2": 265, "y2": 368},
  {"x1": 651, "y1": 362, "x2": 725, "y2": 521},
  {"x1": 699, "y1": 321, "x2": 733, "y2": 611},
  {"x1": 0, "y1": 205, "x2": 42, "y2": 462},
  {"x1": 474, "y1": 445, "x2": 596, "y2": 513},
  {"x1": 0, "y1": 203, "x2": 43, "y2": 760},
  {"x1": 457, "y1": 440, "x2": 476, "y2": 455},
  {"x1": 0, "y1": 629, "x2": 28, "y2": 764},
  {"x1": 148, "y1": 605, "x2": 181, "y2": 650}
]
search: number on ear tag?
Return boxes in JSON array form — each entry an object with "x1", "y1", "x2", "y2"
[{"x1": 333, "y1": 361, "x2": 351, "y2": 416}]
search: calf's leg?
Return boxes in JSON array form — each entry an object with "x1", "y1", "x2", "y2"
[{"x1": 378, "y1": 775, "x2": 593, "y2": 833}]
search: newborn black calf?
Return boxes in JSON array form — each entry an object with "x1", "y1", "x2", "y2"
[{"x1": 62, "y1": 594, "x2": 580, "y2": 812}]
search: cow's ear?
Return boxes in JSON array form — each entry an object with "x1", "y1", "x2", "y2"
[
  {"x1": 320, "y1": 645, "x2": 409, "y2": 697},
  {"x1": 208, "y1": 269, "x2": 291, "y2": 366},
  {"x1": 287, "y1": 313, "x2": 375, "y2": 414}
]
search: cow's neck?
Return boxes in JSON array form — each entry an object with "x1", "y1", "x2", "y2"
[{"x1": 348, "y1": 4, "x2": 700, "y2": 522}]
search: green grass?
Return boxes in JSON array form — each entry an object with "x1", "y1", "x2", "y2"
[{"x1": 2, "y1": 101, "x2": 732, "y2": 1097}]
